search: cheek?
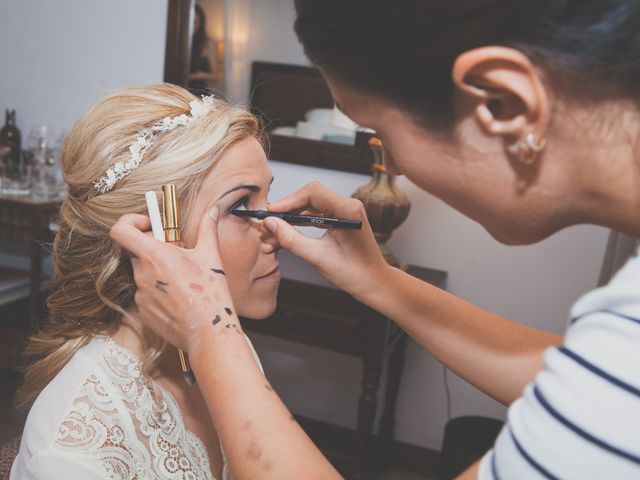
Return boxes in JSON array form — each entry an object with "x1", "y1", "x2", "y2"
[
  {"x1": 217, "y1": 222, "x2": 260, "y2": 295},
  {"x1": 389, "y1": 140, "x2": 458, "y2": 194}
]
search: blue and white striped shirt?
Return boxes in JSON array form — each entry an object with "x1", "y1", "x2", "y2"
[{"x1": 479, "y1": 250, "x2": 640, "y2": 479}]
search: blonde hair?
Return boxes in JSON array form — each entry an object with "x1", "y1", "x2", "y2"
[{"x1": 16, "y1": 84, "x2": 263, "y2": 409}]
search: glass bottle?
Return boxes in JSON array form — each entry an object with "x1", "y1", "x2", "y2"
[{"x1": 0, "y1": 110, "x2": 29, "y2": 195}]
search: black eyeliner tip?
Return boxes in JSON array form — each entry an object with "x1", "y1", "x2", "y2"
[
  {"x1": 231, "y1": 210, "x2": 271, "y2": 220},
  {"x1": 231, "y1": 209, "x2": 254, "y2": 218}
]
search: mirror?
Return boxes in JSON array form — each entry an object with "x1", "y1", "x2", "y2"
[
  {"x1": 164, "y1": 0, "x2": 227, "y2": 98},
  {"x1": 163, "y1": 0, "x2": 372, "y2": 173}
]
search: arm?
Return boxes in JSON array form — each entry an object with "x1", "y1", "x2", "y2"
[
  {"x1": 110, "y1": 211, "x2": 340, "y2": 480},
  {"x1": 265, "y1": 182, "x2": 562, "y2": 405},
  {"x1": 457, "y1": 459, "x2": 481, "y2": 479},
  {"x1": 357, "y1": 265, "x2": 561, "y2": 405},
  {"x1": 190, "y1": 318, "x2": 338, "y2": 479}
]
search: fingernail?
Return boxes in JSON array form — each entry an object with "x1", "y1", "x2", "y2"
[
  {"x1": 209, "y1": 206, "x2": 219, "y2": 221},
  {"x1": 264, "y1": 218, "x2": 278, "y2": 232}
]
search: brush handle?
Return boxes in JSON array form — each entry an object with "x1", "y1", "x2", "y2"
[{"x1": 145, "y1": 191, "x2": 165, "y2": 241}]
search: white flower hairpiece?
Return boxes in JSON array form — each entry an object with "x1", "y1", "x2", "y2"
[{"x1": 92, "y1": 95, "x2": 216, "y2": 195}]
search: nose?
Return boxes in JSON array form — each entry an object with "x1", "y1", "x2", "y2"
[
  {"x1": 258, "y1": 219, "x2": 281, "y2": 253},
  {"x1": 245, "y1": 204, "x2": 281, "y2": 253}
]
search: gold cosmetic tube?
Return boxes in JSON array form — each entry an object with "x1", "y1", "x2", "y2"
[{"x1": 162, "y1": 184, "x2": 195, "y2": 385}]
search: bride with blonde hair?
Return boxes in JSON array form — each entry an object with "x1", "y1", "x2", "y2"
[{"x1": 11, "y1": 84, "x2": 280, "y2": 479}]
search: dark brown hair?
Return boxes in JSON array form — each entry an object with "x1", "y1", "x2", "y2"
[{"x1": 294, "y1": 0, "x2": 640, "y2": 130}]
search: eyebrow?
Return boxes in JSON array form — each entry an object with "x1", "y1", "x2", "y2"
[{"x1": 217, "y1": 177, "x2": 274, "y2": 200}]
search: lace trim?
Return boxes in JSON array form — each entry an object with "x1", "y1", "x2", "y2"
[{"x1": 54, "y1": 336, "x2": 213, "y2": 480}]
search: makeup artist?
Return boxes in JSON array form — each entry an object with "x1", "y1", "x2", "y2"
[{"x1": 110, "y1": 1, "x2": 640, "y2": 478}]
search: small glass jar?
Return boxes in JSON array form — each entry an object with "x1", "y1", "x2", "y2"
[
  {"x1": 30, "y1": 127, "x2": 65, "y2": 199},
  {"x1": 0, "y1": 147, "x2": 31, "y2": 196}
]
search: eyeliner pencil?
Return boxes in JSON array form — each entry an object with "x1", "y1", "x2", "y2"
[{"x1": 231, "y1": 209, "x2": 362, "y2": 229}]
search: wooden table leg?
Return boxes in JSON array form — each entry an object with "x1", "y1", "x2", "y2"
[
  {"x1": 378, "y1": 332, "x2": 409, "y2": 471},
  {"x1": 27, "y1": 209, "x2": 46, "y2": 329},
  {"x1": 354, "y1": 357, "x2": 383, "y2": 480},
  {"x1": 28, "y1": 234, "x2": 42, "y2": 329}
]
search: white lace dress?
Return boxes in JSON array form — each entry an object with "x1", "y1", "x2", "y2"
[{"x1": 10, "y1": 335, "x2": 263, "y2": 480}]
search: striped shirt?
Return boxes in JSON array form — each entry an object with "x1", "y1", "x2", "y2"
[{"x1": 478, "y1": 250, "x2": 640, "y2": 479}]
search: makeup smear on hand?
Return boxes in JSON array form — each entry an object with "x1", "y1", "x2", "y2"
[{"x1": 225, "y1": 323, "x2": 241, "y2": 335}]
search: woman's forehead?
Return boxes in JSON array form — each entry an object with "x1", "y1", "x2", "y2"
[
  {"x1": 217, "y1": 137, "x2": 268, "y2": 171},
  {"x1": 202, "y1": 138, "x2": 272, "y2": 193}
]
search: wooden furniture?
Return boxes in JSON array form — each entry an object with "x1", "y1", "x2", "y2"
[
  {"x1": 163, "y1": 0, "x2": 193, "y2": 87},
  {"x1": 250, "y1": 61, "x2": 375, "y2": 174},
  {"x1": 0, "y1": 194, "x2": 61, "y2": 327},
  {"x1": 241, "y1": 265, "x2": 447, "y2": 480},
  {"x1": 0, "y1": 268, "x2": 30, "y2": 309},
  {"x1": 164, "y1": 2, "x2": 377, "y2": 174},
  {"x1": 0, "y1": 435, "x2": 21, "y2": 480}
]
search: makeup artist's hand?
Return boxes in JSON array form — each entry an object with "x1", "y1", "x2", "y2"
[
  {"x1": 265, "y1": 181, "x2": 389, "y2": 299},
  {"x1": 110, "y1": 207, "x2": 235, "y2": 353}
]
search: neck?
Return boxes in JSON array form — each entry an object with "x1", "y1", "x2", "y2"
[
  {"x1": 559, "y1": 103, "x2": 640, "y2": 237},
  {"x1": 110, "y1": 319, "x2": 182, "y2": 380}
]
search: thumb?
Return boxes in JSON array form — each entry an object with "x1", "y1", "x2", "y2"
[
  {"x1": 195, "y1": 205, "x2": 221, "y2": 256},
  {"x1": 263, "y1": 216, "x2": 321, "y2": 264}
]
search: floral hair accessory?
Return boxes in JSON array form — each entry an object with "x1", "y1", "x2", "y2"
[{"x1": 92, "y1": 95, "x2": 215, "y2": 195}]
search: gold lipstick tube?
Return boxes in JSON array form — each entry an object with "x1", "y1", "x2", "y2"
[
  {"x1": 162, "y1": 184, "x2": 195, "y2": 386},
  {"x1": 162, "y1": 184, "x2": 181, "y2": 242}
]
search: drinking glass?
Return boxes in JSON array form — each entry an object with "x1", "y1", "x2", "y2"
[
  {"x1": 0, "y1": 145, "x2": 31, "y2": 196},
  {"x1": 29, "y1": 126, "x2": 64, "y2": 199}
]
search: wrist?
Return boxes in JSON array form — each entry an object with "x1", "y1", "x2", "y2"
[
  {"x1": 187, "y1": 313, "x2": 244, "y2": 356},
  {"x1": 350, "y1": 261, "x2": 396, "y2": 304}
]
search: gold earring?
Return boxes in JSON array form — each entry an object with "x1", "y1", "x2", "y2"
[{"x1": 515, "y1": 133, "x2": 546, "y2": 165}]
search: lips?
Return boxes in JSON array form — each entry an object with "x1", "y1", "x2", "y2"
[{"x1": 255, "y1": 265, "x2": 280, "y2": 280}]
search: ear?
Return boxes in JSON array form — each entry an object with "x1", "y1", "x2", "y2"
[{"x1": 452, "y1": 46, "x2": 550, "y2": 140}]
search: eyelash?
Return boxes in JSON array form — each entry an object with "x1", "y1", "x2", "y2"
[{"x1": 230, "y1": 195, "x2": 249, "y2": 212}]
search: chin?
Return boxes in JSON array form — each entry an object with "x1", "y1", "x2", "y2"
[
  {"x1": 237, "y1": 293, "x2": 279, "y2": 320},
  {"x1": 484, "y1": 220, "x2": 561, "y2": 246}
]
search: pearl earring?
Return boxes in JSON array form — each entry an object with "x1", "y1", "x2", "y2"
[{"x1": 515, "y1": 133, "x2": 546, "y2": 165}]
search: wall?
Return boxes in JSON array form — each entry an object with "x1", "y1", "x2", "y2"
[
  {"x1": 200, "y1": 0, "x2": 226, "y2": 42},
  {"x1": 224, "y1": 0, "x2": 309, "y2": 104},
  {"x1": 0, "y1": 0, "x2": 168, "y2": 135},
  {"x1": 0, "y1": 0, "x2": 611, "y2": 453},
  {"x1": 0, "y1": 0, "x2": 168, "y2": 276}
]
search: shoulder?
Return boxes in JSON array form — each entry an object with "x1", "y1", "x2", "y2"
[
  {"x1": 15, "y1": 336, "x2": 155, "y2": 478},
  {"x1": 570, "y1": 250, "x2": 640, "y2": 324},
  {"x1": 11, "y1": 448, "x2": 111, "y2": 479},
  {"x1": 13, "y1": 337, "x2": 110, "y2": 477},
  {"x1": 489, "y1": 254, "x2": 640, "y2": 479},
  {"x1": 564, "y1": 251, "x2": 640, "y2": 380}
]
